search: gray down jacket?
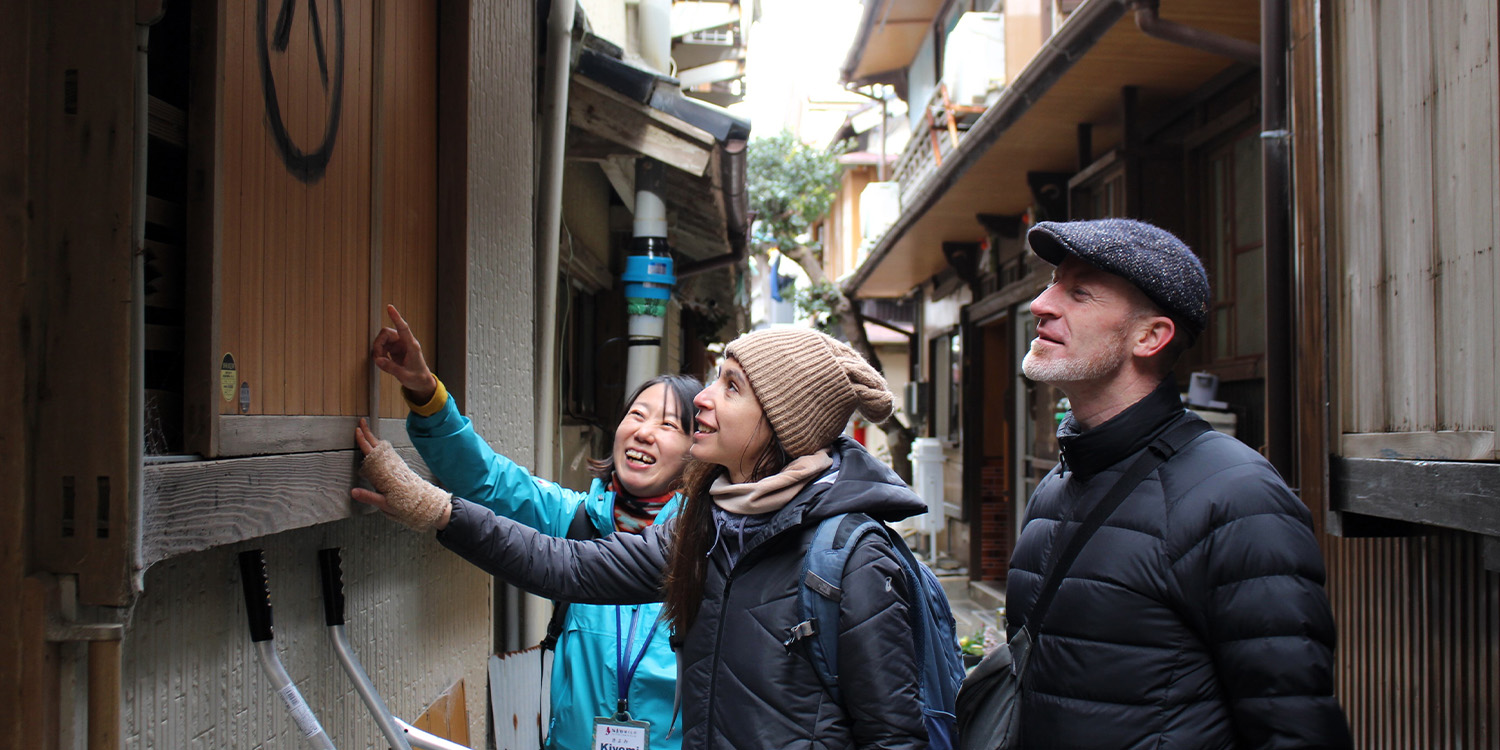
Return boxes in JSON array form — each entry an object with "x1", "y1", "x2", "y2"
[
  {"x1": 438, "y1": 437, "x2": 933, "y2": 750},
  {"x1": 1006, "y1": 377, "x2": 1352, "y2": 749}
]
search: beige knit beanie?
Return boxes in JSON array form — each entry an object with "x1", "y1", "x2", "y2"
[{"x1": 724, "y1": 327, "x2": 894, "y2": 457}]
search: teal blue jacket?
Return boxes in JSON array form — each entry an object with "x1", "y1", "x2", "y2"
[{"x1": 407, "y1": 394, "x2": 680, "y2": 750}]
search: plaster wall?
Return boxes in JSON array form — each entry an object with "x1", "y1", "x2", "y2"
[{"x1": 122, "y1": 515, "x2": 491, "y2": 747}]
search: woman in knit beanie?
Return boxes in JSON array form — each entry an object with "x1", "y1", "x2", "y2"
[{"x1": 353, "y1": 326, "x2": 936, "y2": 749}]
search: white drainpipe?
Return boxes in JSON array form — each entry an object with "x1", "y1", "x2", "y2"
[
  {"x1": 537, "y1": 0, "x2": 575, "y2": 485},
  {"x1": 623, "y1": 0, "x2": 675, "y2": 395},
  {"x1": 623, "y1": 160, "x2": 673, "y2": 395},
  {"x1": 638, "y1": 0, "x2": 672, "y2": 75},
  {"x1": 529, "y1": 0, "x2": 576, "y2": 650}
]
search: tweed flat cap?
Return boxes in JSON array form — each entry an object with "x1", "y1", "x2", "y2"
[{"x1": 1027, "y1": 218, "x2": 1210, "y2": 335}]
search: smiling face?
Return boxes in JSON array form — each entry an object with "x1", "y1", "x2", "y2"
[
  {"x1": 691, "y1": 357, "x2": 775, "y2": 483},
  {"x1": 1022, "y1": 256, "x2": 1156, "y2": 389},
  {"x1": 611, "y1": 383, "x2": 694, "y2": 498}
]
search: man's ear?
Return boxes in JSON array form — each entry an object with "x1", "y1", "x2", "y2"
[{"x1": 1132, "y1": 315, "x2": 1176, "y2": 360}]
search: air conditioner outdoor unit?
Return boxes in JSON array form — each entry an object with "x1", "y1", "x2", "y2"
[
  {"x1": 859, "y1": 181, "x2": 900, "y2": 240},
  {"x1": 942, "y1": 12, "x2": 1006, "y2": 106}
]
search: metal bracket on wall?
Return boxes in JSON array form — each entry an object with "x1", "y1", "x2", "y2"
[{"x1": 44, "y1": 575, "x2": 126, "y2": 643}]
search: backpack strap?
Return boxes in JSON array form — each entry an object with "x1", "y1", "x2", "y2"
[
  {"x1": 1026, "y1": 418, "x2": 1211, "y2": 636},
  {"x1": 540, "y1": 502, "x2": 600, "y2": 650},
  {"x1": 784, "y1": 512, "x2": 885, "y2": 704}
]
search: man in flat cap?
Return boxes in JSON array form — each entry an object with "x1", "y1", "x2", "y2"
[{"x1": 1004, "y1": 219, "x2": 1351, "y2": 748}]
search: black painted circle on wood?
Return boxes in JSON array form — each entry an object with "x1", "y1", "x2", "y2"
[{"x1": 257, "y1": 0, "x2": 345, "y2": 184}]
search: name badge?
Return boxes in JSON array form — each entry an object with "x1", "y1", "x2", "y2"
[{"x1": 593, "y1": 716, "x2": 650, "y2": 750}]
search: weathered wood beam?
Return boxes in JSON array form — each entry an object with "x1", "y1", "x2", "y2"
[
  {"x1": 139, "y1": 446, "x2": 432, "y2": 571},
  {"x1": 1331, "y1": 457, "x2": 1500, "y2": 538},
  {"x1": 217, "y1": 416, "x2": 414, "y2": 456},
  {"x1": 567, "y1": 75, "x2": 713, "y2": 177},
  {"x1": 1340, "y1": 431, "x2": 1497, "y2": 462},
  {"x1": 565, "y1": 129, "x2": 640, "y2": 162}
]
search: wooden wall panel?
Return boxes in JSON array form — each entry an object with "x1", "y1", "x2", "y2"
[
  {"x1": 345, "y1": 0, "x2": 373, "y2": 418},
  {"x1": 1325, "y1": 531, "x2": 1499, "y2": 747},
  {"x1": 216, "y1": 0, "x2": 434, "y2": 422},
  {"x1": 1430, "y1": 0, "x2": 1497, "y2": 432},
  {"x1": 1375, "y1": 0, "x2": 1436, "y2": 433},
  {"x1": 378, "y1": 0, "x2": 439, "y2": 419},
  {"x1": 1332, "y1": 0, "x2": 1498, "y2": 439},
  {"x1": 1332, "y1": 0, "x2": 1385, "y2": 435}
]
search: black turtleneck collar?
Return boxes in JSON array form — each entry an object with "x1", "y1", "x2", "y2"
[{"x1": 1056, "y1": 375, "x2": 1184, "y2": 480}]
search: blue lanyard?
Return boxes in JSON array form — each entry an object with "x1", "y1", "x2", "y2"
[{"x1": 614, "y1": 605, "x2": 661, "y2": 718}]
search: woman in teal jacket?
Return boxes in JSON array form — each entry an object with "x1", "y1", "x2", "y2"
[{"x1": 370, "y1": 305, "x2": 697, "y2": 750}]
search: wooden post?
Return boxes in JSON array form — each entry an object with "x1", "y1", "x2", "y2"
[
  {"x1": 1289, "y1": 0, "x2": 1331, "y2": 533},
  {"x1": 88, "y1": 640, "x2": 122, "y2": 750},
  {"x1": 29, "y1": 0, "x2": 138, "y2": 606},
  {"x1": 184, "y1": 0, "x2": 224, "y2": 457},
  {"x1": 2, "y1": 0, "x2": 57, "y2": 742}
]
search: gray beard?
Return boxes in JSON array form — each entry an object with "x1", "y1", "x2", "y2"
[{"x1": 1021, "y1": 335, "x2": 1130, "y2": 385}]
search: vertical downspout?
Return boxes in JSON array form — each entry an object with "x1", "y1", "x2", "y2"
[
  {"x1": 536, "y1": 0, "x2": 575, "y2": 487},
  {"x1": 622, "y1": 1, "x2": 675, "y2": 395},
  {"x1": 1262, "y1": 0, "x2": 1294, "y2": 479},
  {"x1": 623, "y1": 160, "x2": 674, "y2": 395},
  {"x1": 130, "y1": 23, "x2": 151, "y2": 593},
  {"x1": 638, "y1": 0, "x2": 672, "y2": 75},
  {"x1": 526, "y1": 0, "x2": 576, "y2": 651}
]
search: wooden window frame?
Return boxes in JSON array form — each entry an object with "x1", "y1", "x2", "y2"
[{"x1": 1191, "y1": 122, "x2": 1266, "y2": 383}]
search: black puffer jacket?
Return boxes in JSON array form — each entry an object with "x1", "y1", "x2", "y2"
[
  {"x1": 1007, "y1": 379, "x2": 1351, "y2": 750},
  {"x1": 439, "y1": 437, "x2": 932, "y2": 749}
]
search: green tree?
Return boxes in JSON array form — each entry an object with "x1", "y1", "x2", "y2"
[{"x1": 746, "y1": 130, "x2": 916, "y2": 480}]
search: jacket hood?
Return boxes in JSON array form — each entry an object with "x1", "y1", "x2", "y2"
[{"x1": 788, "y1": 436, "x2": 928, "y2": 524}]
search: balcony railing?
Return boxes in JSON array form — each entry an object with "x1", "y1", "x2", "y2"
[{"x1": 891, "y1": 83, "x2": 988, "y2": 210}]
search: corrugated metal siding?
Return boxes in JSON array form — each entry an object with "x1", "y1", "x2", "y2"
[
  {"x1": 1325, "y1": 530, "x2": 1500, "y2": 748},
  {"x1": 122, "y1": 514, "x2": 492, "y2": 748}
]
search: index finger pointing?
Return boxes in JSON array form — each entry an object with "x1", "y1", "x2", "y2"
[{"x1": 385, "y1": 304, "x2": 412, "y2": 334}]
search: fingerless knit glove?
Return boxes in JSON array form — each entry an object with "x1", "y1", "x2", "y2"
[{"x1": 359, "y1": 440, "x2": 452, "y2": 531}]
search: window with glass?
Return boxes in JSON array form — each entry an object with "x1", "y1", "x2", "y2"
[{"x1": 1201, "y1": 126, "x2": 1265, "y2": 368}]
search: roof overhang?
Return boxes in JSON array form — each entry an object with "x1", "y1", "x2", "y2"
[
  {"x1": 844, "y1": 0, "x2": 1260, "y2": 297},
  {"x1": 840, "y1": 0, "x2": 947, "y2": 86},
  {"x1": 566, "y1": 44, "x2": 752, "y2": 261}
]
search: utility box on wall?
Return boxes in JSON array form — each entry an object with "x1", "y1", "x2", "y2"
[{"x1": 943, "y1": 13, "x2": 1005, "y2": 106}]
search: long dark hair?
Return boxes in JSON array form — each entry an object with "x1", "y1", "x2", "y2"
[
  {"x1": 587, "y1": 373, "x2": 704, "y2": 487},
  {"x1": 662, "y1": 401, "x2": 791, "y2": 634}
]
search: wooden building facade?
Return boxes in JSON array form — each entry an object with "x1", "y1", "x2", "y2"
[
  {"x1": 838, "y1": 0, "x2": 1499, "y2": 744},
  {"x1": 1293, "y1": 0, "x2": 1500, "y2": 743},
  {"x1": 4, "y1": 0, "x2": 748, "y2": 747}
]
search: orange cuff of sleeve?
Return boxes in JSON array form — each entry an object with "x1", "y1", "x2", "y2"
[{"x1": 406, "y1": 377, "x2": 448, "y2": 417}]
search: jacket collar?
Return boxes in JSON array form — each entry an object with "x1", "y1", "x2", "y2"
[{"x1": 1057, "y1": 375, "x2": 1185, "y2": 480}]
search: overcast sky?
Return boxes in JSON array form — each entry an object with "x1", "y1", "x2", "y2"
[{"x1": 729, "y1": 0, "x2": 864, "y2": 140}]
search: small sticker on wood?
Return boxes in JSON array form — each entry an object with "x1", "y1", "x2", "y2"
[{"x1": 220, "y1": 353, "x2": 237, "y2": 401}]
